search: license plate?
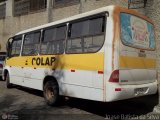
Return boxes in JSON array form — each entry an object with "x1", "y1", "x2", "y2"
[{"x1": 134, "y1": 87, "x2": 148, "y2": 95}]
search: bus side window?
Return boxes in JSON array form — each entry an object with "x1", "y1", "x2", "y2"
[
  {"x1": 22, "y1": 32, "x2": 40, "y2": 56},
  {"x1": 40, "y1": 25, "x2": 66, "y2": 55},
  {"x1": 10, "y1": 35, "x2": 22, "y2": 57},
  {"x1": 66, "y1": 16, "x2": 105, "y2": 54}
]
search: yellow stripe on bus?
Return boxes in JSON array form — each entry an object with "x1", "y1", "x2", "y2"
[
  {"x1": 6, "y1": 53, "x2": 104, "y2": 71},
  {"x1": 119, "y1": 56, "x2": 156, "y2": 69}
]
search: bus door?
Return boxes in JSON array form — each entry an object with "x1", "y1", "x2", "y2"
[
  {"x1": 7, "y1": 36, "x2": 24, "y2": 85},
  {"x1": 21, "y1": 32, "x2": 42, "y2": 89}
]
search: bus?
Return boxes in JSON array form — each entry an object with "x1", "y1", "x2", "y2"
[{"x1": 3, "y1": 5, "x2": 157, "y2": 106}]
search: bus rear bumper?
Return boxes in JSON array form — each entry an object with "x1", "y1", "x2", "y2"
[{"x1": 106, "y1": 81, "x2": 157, "y2": 102}]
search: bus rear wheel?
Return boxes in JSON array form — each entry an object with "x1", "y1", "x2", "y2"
[
  {"x1": 43, "y1": 81, "x2": 59, "y2": 106},
  {"x1": 6, "y1": 73, "x2": 12, "y2": 88}
]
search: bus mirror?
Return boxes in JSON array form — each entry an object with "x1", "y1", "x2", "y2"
[
  {"x1": 6, "y1": 42, "x2": 11, "y2": 57},
  {"x1": 6, "y1": 38, "x2": 12, "y2": 58}
]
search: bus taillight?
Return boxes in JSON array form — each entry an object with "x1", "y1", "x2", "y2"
[{"x1": 109, "y1": 70, "x2": 119, "y2": 83}]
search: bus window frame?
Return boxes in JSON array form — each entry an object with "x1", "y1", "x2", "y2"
[
  {"x1": 65, "y1": 13, "x2": 107, "y2": 54},
  {"x1": 10, "y1": 35, "x2": 23, "y2": 57},
  {"x1": 22, "y1": 30, "x2": 41, "y2": 56},
  {"x1": 119, "y1": 12, "x2": 156, "y2": 51},
  {"x1": 39, "y1": 24, "x2": 67, "y2": 55},
  {"x1": 11, "y1": 12, "x2": 108, "y2": 57}
]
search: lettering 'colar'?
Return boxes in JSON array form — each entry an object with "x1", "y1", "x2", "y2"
[{"x1": 32, "y1": 57, "x2": 56, "y2": 66}]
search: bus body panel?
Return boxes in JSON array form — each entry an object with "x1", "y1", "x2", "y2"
[
  {"x1": 9, "y1": 66, "x2": 24, "y2": 85},
  {"x1": 106, "y1": 80, "x2": 157, "y2": 102},
  {"x1": 5, "y1": 52, "x2": 105, "y2": 101},
  {"x1": 119, "y1": 69, "x2": 156, "y2": 85},
  {"x1": 119, "y1": 43, "x2": 157, "y2": 85},
  {"x1": 103, "y1": 11, "x2": 115, "y2": 101},
  {"x1": 105, "y1": 6, "x2": 157, "y2": 101},
  {"x1": 6, "y1": 66, "x2": 104, "y2": 101}
]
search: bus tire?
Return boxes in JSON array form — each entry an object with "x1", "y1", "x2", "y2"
[
  {"x1": 43, "y1": 81, "x2": 59, "y2": 106},
  {"x1": 6, "y1": 73, "x2": 12, "y2": 89}
]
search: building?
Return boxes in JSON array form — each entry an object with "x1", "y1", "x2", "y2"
[{"x1": 0, "y1": 0, "x2": 160, "y2": 78}]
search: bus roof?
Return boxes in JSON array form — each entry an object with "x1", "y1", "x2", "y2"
[
  {"x1": 15, "y1": 5, "x2": 149, "y2": 35},
  {"x1": 16, "y1": 5, "x2": 115, "y2": 35}
]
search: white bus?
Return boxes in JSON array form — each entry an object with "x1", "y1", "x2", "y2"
[{"x1": 3, "y1": 5, "x2": 157, "y2": 106}]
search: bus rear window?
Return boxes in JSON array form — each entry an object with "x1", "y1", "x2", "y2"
[{"x1": 120, "y1": 13, "x2": 155, "y2": 50}]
